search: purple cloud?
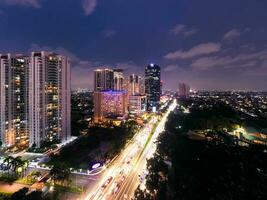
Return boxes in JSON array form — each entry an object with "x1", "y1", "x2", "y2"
[
  {"x1": 164, "y1": 42, "x2": 221, "y2": 60},
  {"x1": 82, "y1": 0, "x2": 97, "y2": 16},
  {"x1": 222, "y1": 29, "x2": 241, "y2": 42},
  {"x1": 163, "y1": 65, "x2": 179, "y2": 72},
  {"x1": 170, "y1": 24, "x2": 198, "y2": 36},
  {"x1": 1, "y1": 0, "x2": 41, "y2": 8},
  {"x1": 191, "y1": 50, "x2": 267, "y2": 70}
]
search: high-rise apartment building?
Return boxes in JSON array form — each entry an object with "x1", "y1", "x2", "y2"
[
  {"x1": 29, "y1": 52, "x2": 71, "y2": 147},
  {"x1": 114, "y1": 69, "x2": 124, "y2": 90},
  {"x1": 0, "y1": 51, "x2": 71, "y2": 148},
  {"x1": 178, "y1": 83, "x2": 190, "y2": 98},
  {"x1": 0, "y1": 54, "x2": 29, "y2": 148},
  {"x1": 94, "y1": 69, "x2": 114, "y2": 91},
  {"x1": 145, "y1": 64, "x2": 161, "y2": 111},
  {"x1": 94, "y1": 90, "x2": 128, "y2": 123}
]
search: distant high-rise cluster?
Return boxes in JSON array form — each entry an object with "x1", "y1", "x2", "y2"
[
  {"x1": 0, "y1": 52, "x2": 71, "y2": 148},
  {"x1": 178, "y1": 83, "x2": 190, "y2": 98},
  {"x1": 93, "y1": 64, "x2": 161, "y2": 123},
  {"x1": 93, "y1": 68, "x2": 127, "y2": 123}
]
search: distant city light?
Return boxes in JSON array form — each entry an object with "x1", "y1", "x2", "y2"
[{"x1": 92, "y1": 163, "x2": 101, "y2": 169}]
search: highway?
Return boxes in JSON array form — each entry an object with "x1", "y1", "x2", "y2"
[{"x1": 83, "y1": 99, "x2": 177, "y2": 200}]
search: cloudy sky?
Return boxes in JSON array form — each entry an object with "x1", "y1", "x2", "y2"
[{"x1": 0, "y1": 0, "x2": 267, "y2": 90}]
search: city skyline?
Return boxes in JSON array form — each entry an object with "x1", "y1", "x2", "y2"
[
  {"x1": 0, "y1": 1, "x2": 266, "y2": 200},
  {"x1": 0, "y1": 0, "x2": 267, "y2": 90}
]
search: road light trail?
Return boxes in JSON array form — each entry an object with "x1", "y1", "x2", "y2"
[
  {"x1": 84, "y1": 99, "x2": 177, "y2": 200},
  {"x1": 112, "y1": 100, "x2": 177, "y2": 200}
]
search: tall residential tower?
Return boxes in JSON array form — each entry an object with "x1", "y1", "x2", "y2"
[
  {"x1": 29, "y1": 52, "x2": 71, "y2": 147},
  {"x1": 0, "y1": 54, "x2": 29, "y2": 148}
]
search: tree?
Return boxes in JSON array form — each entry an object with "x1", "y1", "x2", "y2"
[
  {"x1": 137, "y1": 104, "x2": 267, "y2": 200},
  {"x1": 9, "y1": 156, "x2": 28, "y2": 177},
  {"x1": 50, "y1": 163, "x2": 71, "y2": 186},
  {"x1": 10, "y1": 187, "x2": 43, "y2": 200},
  {"x1": 146, "y1": 155, "x2": 168, "y2": 194},
  {"x1": 10, "y1": 187, "x2": 28, "y2": 200},
  {"x1": 11, "y1": 157, "x2": 22, "y2": 173},
  {"x1": 3, "y1": 156, "x2": 14, "y2": 176},
  {"x1": 26, "y1": 191, "x2": 43, "y2": 200},
  {"x1": 31, "y1": 171, "x2": 42, "y2": 179},
  {"x1": 134, "y1": 185, "x2": 153, "y2": 200}
]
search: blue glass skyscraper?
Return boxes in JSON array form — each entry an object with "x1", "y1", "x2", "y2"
[{"x1": 145, "y1": 64, "x2": 161, "y2": 111}]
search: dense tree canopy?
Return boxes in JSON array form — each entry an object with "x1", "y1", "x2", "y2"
[{"x1": 135, "y1": 100, "x2": 267, "y2": 200}]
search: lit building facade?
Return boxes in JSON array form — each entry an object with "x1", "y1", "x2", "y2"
[
  {"x1": 114, "y1": 69, "x2": 124, "y2": 90},
  {"x1": 94, "y1": 90, "x2": 128, "y2": 123},
  {"x1": 128, "y1": 74, "x2": 142, "y2": 95},
  {"x1": 94, "y1": 69, "x2": 114, "y2": 91},
  {"x1": 145, "y1": 64, "x2": 161, "y2": 111},
  {"x1": 139, "y1": 76, "x2": 146, "y2": 95},
  {"x1": 0, "y1": 54, "x2": 29, "y2": 148},
  {"x1": 129, "y1": 95, "x2": 147, "y2": 116},
  {"x1": 29, "y1": 52, "x2": 71, "y2": 147},
  {"x1": 1, "y1": 52, "x2": 71, "y2": 149}
]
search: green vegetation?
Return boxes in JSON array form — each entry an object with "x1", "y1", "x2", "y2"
[
  {"x1": 54, "y1": 185, "x2": 83, "y2": 194},
  {"x1": 48, "y1": 120, "x2": 139, "y2": 169},
  {"x1": 0, "y1": 188, "x2": 47, "y2": 200},
  {"x1": 138, "y1": 117, "x2": 160, "y2": 160},
  {"x1": 179, "y1": 101, "x2": 239, "y2": 132},
  {"x1": 50, "y1": 163, "x2": 71, "y2": 186},
  {"x1": 15, "y1": 170, "x2": 42, "y2": 185},
  {"x1": 0, "y1": 192, "x2": 11, "y2": 200},
  {"x1": 8, "y1": 188, "x2": 42, "y2": 200},
  {"x1": 134, "y1": 100, "x2": 267, "y2": 200},
  {"x1": 28, "y1": 139, "x2": 60, "y2": 153},
  {"x1": 0, "y1": 176, "x2": 17, "y2": 184},
  {"x1": 71, "y1": 107, "x2": 89, "y2": 136},
  {"x1": 0, "y1": 156, "x2": 28, "y2": 183},
  {"x1": 71, "y1": 93, "x2": 93, "y2": 136}
]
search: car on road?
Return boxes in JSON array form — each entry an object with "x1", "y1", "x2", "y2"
[{"x1": 101, "y1": 176, "x2": 113, "y2": 189}]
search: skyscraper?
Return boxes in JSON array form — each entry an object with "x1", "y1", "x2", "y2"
[
  {"x1": 29, "y1": 52, "x2": 71, "y2": 147},
  {"x1": 128, "y1": 74, "x2": 142, "y2": 95},
  {"x1": 0, "y1": 54, "x2": 29, "y2": 148},
  {"x1": 114, "y1": 69, "x2": 124, "y2": 91},
  {"x1": 145, "y1": 64, "x2": 161, "y2": 111},
  {"x1": 178, "y1": 83, "x2": 190, "y2": 98},
  {"x1": 139, "y1": 76, "x2": 146, "y2": 95},
  {"x1": 94, "y1": 69, "x2": 114, "y2": 91}
]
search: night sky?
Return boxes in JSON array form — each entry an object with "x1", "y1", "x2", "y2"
[{"x1": 1, "y1": 0, "x2": 267, "y2": 90}]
